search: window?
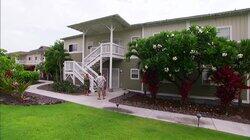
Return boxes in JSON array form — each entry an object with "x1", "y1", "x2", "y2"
[
  {"x1": 28, "y1": 57, "x2": 31, "y2": 61},
  {"x1": 131, "y1": 36, "x2": 140, "y2": 42},
  {"x1": 35, "y1": 57, "x2": 37, "y2": 60},
  {"x1": 202, "y1": 69, "x2": 212, "y2": 85},
  {"x1": 68, "y1": 44, "x2": 78, "y2": 52},
  {"x1": 153, "y1": 32, "x2": 160, "y2": 36},
  {"x1": 217, "y1": 26, "x2": 231, "y2": 40},
  {"x1": 130, "y1": 69, "x2": 139, "y2": 80}
]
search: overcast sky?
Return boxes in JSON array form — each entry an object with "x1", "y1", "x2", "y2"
[{"x1": 1, "y1": 0, "x2": 250, "y2": 53}]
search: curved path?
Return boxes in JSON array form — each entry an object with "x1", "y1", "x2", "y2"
[{"x1": 26, "y1": 80, "x2": 250, "y2": 137}]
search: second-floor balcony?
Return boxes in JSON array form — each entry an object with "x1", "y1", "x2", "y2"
[
  {"x1": 16, "y1": 59, "x2": 43, "y2": 65},
  {"x1": 83, "y1": 42, "x2": 125, "y2": 66}
]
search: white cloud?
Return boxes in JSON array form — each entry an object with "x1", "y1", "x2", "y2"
[{"x1": 1, "y1": 0, "x2": 250, "y2": 52}]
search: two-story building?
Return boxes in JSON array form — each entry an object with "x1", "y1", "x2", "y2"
[
  {"x1": 9, "y1": 46, "x2": 49, "y2": 70},
  {"x1": 62, "y1": 8, "x2": 250, "y2": 103}
]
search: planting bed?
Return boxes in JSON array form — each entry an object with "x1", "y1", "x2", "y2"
[
  {"x1": 110, "y1": 92, "x2": 250, "y2": 124},
  {"x1": 0, "y1": 92, "x2": 65, "y2": 105},
  {"x1": 37, "y1": 84, "x2": 84, "y2": 95}
]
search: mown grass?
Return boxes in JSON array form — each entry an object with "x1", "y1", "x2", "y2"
[{"x1": 0, "y1": 103, "x2": 249, "y2": 140}]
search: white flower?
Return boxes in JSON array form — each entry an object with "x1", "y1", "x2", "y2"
[
  {"x1": 135, "y1": 43, "x2": 138, "y2": 47},
  {"x1": 172, "y1": 56, "x2": 177, "y2": 61},
  {"x1": 190, "y1": 50, "x2": 198, "y2": 54},
  {"x1": 169, "y1": 74, "x2": 172, "y2": 77},
  {"x1": 131, "y1": 49, "x2": 137, "y2": 53},
  {"x1": 171, "y1": 33, "x2": 175, "y2": 37},
  {"x1": 153, "y1": 45, "x2": 157, "y2": 49},
  {"x1": 212, "y1": 66, "x2": 217, "y2": 71},
  {"x1": 166, "y1": 35, "x2": 169, "y2": 37},
  {"x1": 145, "y1": 65, "x2": 148, "y2": 69},
  {"x1": 198, "y1": 29, "x2": 203, "y2": 33},
  {"x1": 157, "y1": 44, "x2": 162, "y2": 48},
  {"x1": 164, "y1": 67, "x2": 169, "y2": 72},
  {"x1": 208, "y1": 43, "x2": 211, "y2": 46},
  {"x1": 237, "y1": 53, "x2": 243, "y2": 58},
  {"x1": 174, "y1": 69, "x2": 180, "y2": 72},
  {"x1": 222, "y1": 53, "x2": 227, "y2": 57},
  {"x1": 201, "y1": 65, "x2": 205, "y2": 68}
]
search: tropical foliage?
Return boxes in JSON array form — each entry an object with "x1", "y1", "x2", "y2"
[
  {"x1": 44, "y1": 40, "x2": 71, "y2": 82},
  {"x1": 0, "y1": 49, "x2": 39, "y2": 98}
]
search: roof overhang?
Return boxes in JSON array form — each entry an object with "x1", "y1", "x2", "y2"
[{"x1": 68, "y1": 14, "x2": 131, "y2": 35}]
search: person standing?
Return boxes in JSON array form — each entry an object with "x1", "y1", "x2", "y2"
[{"x1": 95, "y1": 72, "x2": 106, "y2": 100}]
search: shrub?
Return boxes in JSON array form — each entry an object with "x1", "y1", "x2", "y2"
[
  {"x1": 52, "y1": 81, "x2": 78, "y2": 93},
  {"x1": 211, "y1": 66, "x2": 245, "y2": 109},
  {"x1": 13, "y1": 71, "x2": 39, "y2": 84}
]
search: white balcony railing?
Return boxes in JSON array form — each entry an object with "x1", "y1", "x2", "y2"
[
  {"x1": 84, "y1": 43, "x2": 125, "y2": 67},
  {"x1": 16, "y1": 60, "x2": 43, "y2": 65}
]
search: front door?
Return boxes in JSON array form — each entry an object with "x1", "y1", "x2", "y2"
[
  {"x1": 112, "y1": 68, "x2": 119, "y2": 89},
  {"x1": 102, "y1": 68, "x2": 119, "y2": 89}
]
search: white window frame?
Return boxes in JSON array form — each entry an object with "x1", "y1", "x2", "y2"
[
  {"x1": 131, "y1": 36, "x2": 140, "y2": 42},
  {"x1": 217, "y1": 26, "x2": 232, "y2": 40},
  {"x1": 153, "y1": 32, "x2": 160, "y2": 36},
  {"x1": 130, "y1": 69, "x2": 140, "y2": 80},
  {"x1": 68, "y1": 43, "x2": 78, "y2": 53}
]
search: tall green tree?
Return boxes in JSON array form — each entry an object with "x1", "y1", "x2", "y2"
[{"x1": 45, "y1": 41, "x2": 71, "y2": 82}]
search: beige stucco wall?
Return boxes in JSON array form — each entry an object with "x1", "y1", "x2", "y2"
[
  {"x1": 143, "y1": 22, "x2": 186, "y2": 37},
  {"x1": 191, "y1": 14, "x2": 249, "y2": 41}
]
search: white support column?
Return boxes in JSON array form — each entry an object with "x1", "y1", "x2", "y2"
[
  {"x1": 82, "y1": 32, "x2": 86, "y2": 67},
  {"x1": 248, "y1": 12, "x2": 250, "y2": 39},
  {"x1": 141, "y1": 26, "x2": 145, "y2": 91},
  {"x1": 100, "y1": 44, "x2": 103, "y2": 74},
  {"x1": 109, "y1": 25, "x2": 114, "y2": 91}
]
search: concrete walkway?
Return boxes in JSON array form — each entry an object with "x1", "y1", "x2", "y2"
[{"x1": 27, "y1": 80, "x2": 250, "y2": 137}]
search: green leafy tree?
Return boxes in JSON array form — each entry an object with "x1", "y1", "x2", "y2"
[
  {"x1": 126, "y1": 25, "x2": 217, "y2": 101},
  {"x1": 45, "y1": 40, "x2": 71, "y2": 82},
  {"x1": 0, "y1": 48, "x2": 7, "y2": 56}
]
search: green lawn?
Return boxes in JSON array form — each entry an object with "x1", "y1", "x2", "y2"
[{"x1": 0, "y1": 103, "x2": 248, "y2": 140}]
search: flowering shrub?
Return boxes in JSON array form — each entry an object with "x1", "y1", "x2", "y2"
[
  {"x1": 211, "y1": 66, "x2": 247, "y2": 107},
  {"x1": 126, "y1": 25, "x2": 217, "y2": 101}
]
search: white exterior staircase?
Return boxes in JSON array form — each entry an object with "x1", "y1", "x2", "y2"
[{"x1": 64, "y1": 43, "x2": 125, "y2": 92}]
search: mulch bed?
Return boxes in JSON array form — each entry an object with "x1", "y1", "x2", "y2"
[
  {"x1": 37, "y1": 84, "x2": 84, "y2": 95},
  {"x1": 110, "y1": 92, "x2": 250, "y2": 124},
  {"x1": 0, "y1": 92, "x2": 65, "y2": 105}
]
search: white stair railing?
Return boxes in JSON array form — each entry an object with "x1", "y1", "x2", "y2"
[
  {"x1": 64, "y1": 42, "x2": 125, "y2": 93},
  {"x1": 64, "y1": 61, "x2": 95, "y2": 92}
]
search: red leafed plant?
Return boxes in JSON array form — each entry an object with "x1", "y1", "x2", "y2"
[
  {"x1": 142, "y1": 68, "x2": 160, "y2": 99},
  {"x1": 211, "y1": 66, "x2": 247, "y2": 108}
]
